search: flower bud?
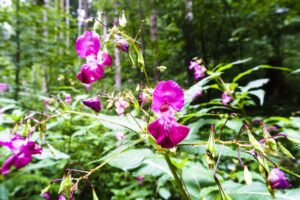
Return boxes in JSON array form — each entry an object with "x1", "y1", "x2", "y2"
[
  {"x1": 268, "y1": 168, "x2": 290, "y2": 189},
  {"x1": 41, "y1": 192, "x2": 50, "y2": 200},
  {"x1": 116, "y1": 39, "x2": 129, "y2": 53},
  {"x1": 119, "y1": 10, "x2": 127, "y2": 28},
  {"x1": 82, "y1": 97, "x2": 101, "y2": 112}
]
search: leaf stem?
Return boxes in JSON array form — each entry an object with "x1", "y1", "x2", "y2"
[{"x1": 164, "y1": 153, "x2": 191, "y2": 200}]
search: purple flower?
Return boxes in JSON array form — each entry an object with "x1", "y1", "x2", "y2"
[
  {"x1": 75, "y1": 31, "x2": 100, "y2": 58},
  {"x1": 189, "y1": 61, "x2": 206, "y2": 80},
  {"x1": 148, "y1": 114, "x2": 189, "y2": 149},
  {"x1": 268, "y1": 168, "x2": 291, "y2": 189},
  {"x1": 97, "y1": 51, "x2": 112, "y2": 67},
  {"x1": 148, "y1": 80, "x2": 189, "y2": 149},
  {"x1": 116, "y1": 38, "x2": 129, "y2": 53},
  {"x1": 65, "y1": 94, "x2": 72, "y2": 104},
  {"x1": 82, "y1": 97, "x2": 101, "y2": 112},
  {"x1": 221, "y1": 92, "x2": 233, "y2": 105},
  {"x1": 0, "y1": 134, "x2": 42, "y2": 174},
  {"x1": 76, "y1": 63, "x2": 104, "y2": 84},
  {"x1": 136, "y1": 176, "x2": 143, "y2": 186},
  {"x1": 0, "y1": 83, "x2": 8, "y2": 92},
  {"x1": 151, "y1": 80, "x2": 184, "y2": 113},
  {"x1": 58, "y1": 194, "x2": 66, "y2": 200},
  {"x1": 41, "y1": 192, "x2": 50, "y2": 200}
]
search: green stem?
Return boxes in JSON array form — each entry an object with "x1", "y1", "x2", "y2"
[{"x1": 164, "y1": 153, "x2": 191, "y2": 200}]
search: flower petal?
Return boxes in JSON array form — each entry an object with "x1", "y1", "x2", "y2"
[
  {"x1": 97, "y1": 51, "x2": 113, "y2": 67},
  {"x1": 76, "y1": 64, "x2": 104, "y2": 84},
  {"x1": 82, "y1": 97, "x2": 101, "y2": 112},
  {"x1": 75, "y1": 31, "x2": 100, "y2": 58},
  {"x1": 1, "y1": 155, "x2": 15, "y2": 174},
  {"x1": 152, "y1": 80, "x2": 184, "y2": 113}
]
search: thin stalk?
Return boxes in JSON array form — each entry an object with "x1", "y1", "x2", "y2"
[{"x1": 164, "y1": 153, "x2": 191, "y2": 200}]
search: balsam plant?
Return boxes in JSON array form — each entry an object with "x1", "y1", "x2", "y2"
[{"x1": 0, "y1": 12, "x2": 299, "y2": 200}]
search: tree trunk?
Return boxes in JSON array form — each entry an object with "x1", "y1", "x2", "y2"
[
  {"x1": 42, "y1": 0, "x2": 49, "y2": 93},
  {"x1": 150, "y1": 8, "x2": 159, "y2": 82},
  {"x1": 114, "y1": 17, "x2": 121, "y2": 90},
  {"x1": 83, "y1": 0, "x2": 89, "y2": 31},
  {"x1": 15, "y1": 0, "x2": 21, "y2": 100},
  {"x1": 65, "y1": 0, "x2": 70, "y2": 48}
]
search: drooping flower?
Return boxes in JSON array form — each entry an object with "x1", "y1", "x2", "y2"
[
  {"x1": 0, "y1": 83, "x2": 8, "y2": 92},
  {"x1": 148, "y1": 80, "x2": 189, "y2": 149},
  {"x1": 0, "y1": 134, "x2": 42, "y2": 174},
  {"x1": 116, "y1": 38, "x2": 129, "y2": 53},
  {"x1": 148, "y1": 114, "x2": 189, "y2": 148},
  {"x1": 65, "y1": 94, "x2": 72, "y2": 104},
  {"x1": 136, "y1": 176, "x2": 143, "y2": 186},
  {"x1": 75, "y1": 31, "x2": 100, "y2": 58},
  {"x1": 268, "y1": 168, "x2": 291, "y2": 189},
  {"x1": 58, "y1": 194, "x2": 66, "y2": 200},
  {"x1": 221, "y1": 92, "x2": 233, "y2": 105},
  {"x1": 115, "y1": 99, "x2": 129, "y2": 115},
  {"x1": 189, "y1": 61, "x2": 206, "y2": 80},
  {"x1": 151, "y1": 80, "x2": 184, "y2": 113},
  {"x1": 82, "y1": 97, "x2": 101, "y2": 112},
  {"x1": 97, "y1": 51, "x2": 113, "y2": 67}
]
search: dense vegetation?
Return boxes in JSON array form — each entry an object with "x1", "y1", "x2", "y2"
[{"x1": 0, "y1": 0, "x2": 300, "y2": 199}]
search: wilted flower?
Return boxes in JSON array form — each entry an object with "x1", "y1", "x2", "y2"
[
  {"x1": 0, "y1": 83, "x2": 8, "y2": 92},
  {"x1": 138, "y1": 92, "x2": 150, "y2": 107},
  {"x1": 189, "y1": 61, "x2": 206, "y2": 80},
  {"x1": 221, "y1": 92, "x2": 233, "y2": 105},
  {"x1": 76, "y1": 31, "x2": 100, "y2": 58},
  {"x1": 268, "y1": 168, "x2": 291, "y2": 189},
  {"x1": 116, "y1": 38, "x2": 129, "y2": 53},
  {"x1": 115, "y1": 99, "x2": 129, "y2": 115},
  {"x1": 148, "y1": 80, "x2": 189, "y2": 149},
  {"x1": 65, "y1": 94, "x2": 72, "y2": 104},
  {"x1": 136, "y1": 176, "x2": 143, "y2": 186},
  {"x1": 0, "y1": 134, "x2": 42, "y2": 174},
  {"x1": 82, "y1": 97, "x2": 101, "y2": 112}
]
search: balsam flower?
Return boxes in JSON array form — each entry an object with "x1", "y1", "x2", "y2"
[
  {"x1": 75, "y1": 31, "x2": 112, "y2": 84},
  {"x1": 0, "y1": 83, "x2": 8, "y2": 92},
  {"x1": 65, "y1": 94, "x2": 72, "y2": 104},
  {"x1": 148, "y1": 80, "x2": 189, "y2": 149},
  {"x1": 189, "y1": 61, "x2": 206, "y2": 80},
  {"x1": 116, "y1": 38, "x2": 129, "y2": 53},
  {"x1": 82, "y1": 97, "x2": 101, "y2": 112},
  {"x1": 76, "y1": 31, "x2": 100, "y2": 58},
  {"x1": 268, "y1": 168, "x2": 290, "y2": 189},
  {"x1": 221, "y1": 92, "x2": 233, "y2": 105},
  {"x1": 0, "y1": 134, "x2": 42, "y2": 174}
]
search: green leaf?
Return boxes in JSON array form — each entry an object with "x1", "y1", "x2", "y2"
[
  {"x1": 244, "y1": 166, "x2": 252, "y2": 186},
  {"x1": 159, "y1": 188, "x2": 171, "y2": 199},
  {"x1": 92, "y1": 189, "x2": 99, "y2": 200},
  {"x1": 248, "y1": 89, "x2": 265, "y2": 106},
  {"x1": 226, "y1": 119, "x2": 243, "y2": 133},
  {"x1": 241, "y1": 78, "x2": 269, "y2": 92},
  {"x1": 108, "y1": 149, "x2": 153, "y2": 171}
]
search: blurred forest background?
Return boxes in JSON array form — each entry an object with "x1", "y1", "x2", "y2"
[
  {"x1": 0, "y1": 0, "x2": 299, "y2": 115},
  {"x1": 0, "y1": 0, "x2": 300, "y2": 199}
]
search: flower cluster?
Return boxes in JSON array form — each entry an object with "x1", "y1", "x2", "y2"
[
  {"x1": 189, "y1": 60, "x2": 206, "y2": 80},
  {"x1": 147, "y1": 80, "x2": 189, "y2": 149},
  {"x1": 0, "y1": 134, "x2": 42, "y2": 174},
  {"x1": 75, "y1": 31, "x2": 112, "y2": 84}
]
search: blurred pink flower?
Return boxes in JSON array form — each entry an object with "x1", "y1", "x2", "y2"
[
  {"x1": 116, "y1": 38, "x2": 129, "y2": 53},
  {"x1": 76, "y1": 31, "x2": 100, "y2": 58},
  {"x1": 189, "y1": 61, "x2": 206, "y2": 80},
  {"x1": 0, "y1": 134, "x2": 42, "y2": 174},
  {"x1": 115, "y1": 99, "x2": 129, "y2": 115},
  {"x1": 116, "y1": 132, "x2": 125, "y2": 141},
  {"x1": 65, "y1": 94, "x2": 72, "y2": 104},
  {"x1": 221, "y1": 92, "x2": 233, "y2": 105},
  {"x1": 0, "y1": 83, "x2": 8, "y2": 92}
]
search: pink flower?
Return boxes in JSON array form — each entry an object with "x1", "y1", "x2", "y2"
[
  {"x1": 138, "y1": 92, "x2": 150, "y2": 107},
  {"x1": 75, "y1": 31, "x2": 100, "y2": 58},
  {"x1": 148, "y1": 114, "x2": 189, "y2": 149},
  {"x1": 116, "y1": 132, "x2": 125, "y2": 141},
  {"x1": 83, "y1": 83, "x2": 92, "y2": 90},
  {"x1": 221, "y1": 92, "x2": 233, "y2": 105},
  {"x1": 268, "y1": 168, "x2": 291, "y2": 189},
  {"x1": 136, "y1": 176, "x2": 143, "y2": 186},
  {"x1": 76, "y1": 63, "x2": 104, "y2": 84},
  {"x1": 0, "y1": 83, "x2": 8, "y2": 92},
  {"x1": 148, "y1": 80, "x2": 189, "y2": 149},
  {"x1": 97, "y1": 51, "x2": 112, "y2": 67},
  {"x1": 151, "y1": 80, "x2": 184, "y2": 113},
  {"x1": 0, "y1": 134, "x2": 42, "y2": 174},
  {"x1": 82, "y1": 97, "x2": 101, "y2": 112},
  {"x1": 65, "y1": 94, "x2": 72, "y2": 104},
  {"x1": 189, "y1": 61, "x2": 206, "y2": 80},
  {"x1": 116, "y1": 38, "x2": 129, "y2": 53},
  {"x1": 58, "y1": 194, "x2": 66, "y2": 200},
  {"x1": 115, "y1": 99, "x2": 129, "y2": 115},
  {"x1": 41, "y1": 192, "x2": 50, "y2": 200}
]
